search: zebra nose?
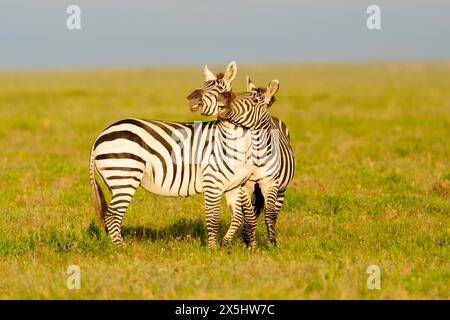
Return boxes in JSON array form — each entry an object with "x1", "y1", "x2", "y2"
[{"x1": 186, "y1": 89, "x2": 203, "y2": 100}]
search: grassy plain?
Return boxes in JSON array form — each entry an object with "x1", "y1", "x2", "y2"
[{"x1": 0, "y1": 62, "x2": 449, "y2": 299}]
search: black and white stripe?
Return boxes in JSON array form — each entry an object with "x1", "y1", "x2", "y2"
[
  {"x1": 89, "y1": 118, "x2": 255, "y2": 248},
  {"x1": 218, "y1": 83, "x2": 295, "y2": 245},
  {"x1": 187, "y1": 69, "x2": 295, "y2": 246}
]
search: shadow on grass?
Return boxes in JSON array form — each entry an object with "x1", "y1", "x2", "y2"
[
  {"x1": 122, "y1": 218, "x2": 206, "y2": 241},
  {"x1": 0, "y1": 217, "x2": 272, "y2": 257},
  {"x1": 120, "y1": 217, "x2": 271, "y2": 248},
  {"x1": 122, "y1": 218, "x2": 237, "y2": 244}
]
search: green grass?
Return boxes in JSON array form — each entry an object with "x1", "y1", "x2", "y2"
[{"x1": 0, "y1": 62, "x2": 449, "y2": 299}]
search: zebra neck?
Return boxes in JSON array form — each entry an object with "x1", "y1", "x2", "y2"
[
  {"x1": 252, "y1": 125, "x2": 273, "y2": 143},
  {"x1": 215, "y1": 120, "x2": 252, "y2": 160},
  {"x1": 217, "y1": 119, "x2": 248, "y2": 135},
  {"x1": 254, "y1": 118, "x2": 272, "y2": 132},
  {"x1": 251, "y1": 121, "x2": 277, "y2": 159}
]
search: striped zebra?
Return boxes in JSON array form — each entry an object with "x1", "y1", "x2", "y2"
[
  {"x1": 89, "y1": 62, "x2": 257, "y2": 248},
  {"x1": 187, "y1": 66, "x2": 295, "y2": 245}
]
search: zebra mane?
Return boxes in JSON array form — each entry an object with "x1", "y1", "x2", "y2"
[
  {"x1": 219, "y1": 89, "x2": 276, "y2": 107},
  {"x1": 216, "y1": 73, "x2": 225, "y2": 79},
  {"x1": 217, "y1": 91, "x2": 236, "y2": 106}
]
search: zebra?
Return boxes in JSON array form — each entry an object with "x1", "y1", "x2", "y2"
[
  {"x1": 89, "y1": 61, "x2": 258, "y2": 248},
  {"x1": 187, "y1": 67, "x2": 295, "y2": 245}
]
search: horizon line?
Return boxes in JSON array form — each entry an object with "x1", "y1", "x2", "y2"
[{"x1": 1, "y1": 58, "x2": 449, "y2": 73}]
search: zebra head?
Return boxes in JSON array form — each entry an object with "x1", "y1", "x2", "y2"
[
  {"x1": 217, "y1": 79, "x2": 280, "y2": 130},
  {"x1": 186, "y1": 61, "x2": 237, "y2": 116}
]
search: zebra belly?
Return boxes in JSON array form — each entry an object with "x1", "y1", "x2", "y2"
[{"x1": 140, "y1": 166, "x2": 201, "y2": 197}]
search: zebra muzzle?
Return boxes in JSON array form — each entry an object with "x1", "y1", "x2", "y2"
[
  {"x1": 188, "y1": 98, "x2": 203, "y2": 112},
  {"x1": 188, "y1": 100, "x2": 202, "y2": 112},
  {"x1": 186, "y1": 89, "x2": 204, "y2": 112}
]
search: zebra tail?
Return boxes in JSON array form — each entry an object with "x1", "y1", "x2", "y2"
[
  {"x1": 89, "y1": 147, "x2": 107, "y2": 231},
  {"x1": 253, "y1": 184, "x2": 265, "y2": 218}
]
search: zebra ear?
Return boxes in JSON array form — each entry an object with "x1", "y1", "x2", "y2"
[
  {"x1": 246, "y1": 76, "x2": 257, "y2": 91},
  {"x1": 204, "y1": 65, "x2": 216, "y2": 81},
  {"x1": 223, "y1": 61, "x2": 237, "y2": 86},
  {"x1": 265, "y1": 80, "x2": 279, "y2": 104}
]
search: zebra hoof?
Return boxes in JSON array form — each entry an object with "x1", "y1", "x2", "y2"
[
  {"x1": 112, "y1": 240, "x2": 126, "y2": 247},
  {"x1": 248, "y1": 242, "x2": 258, "y2": 253},
  {"x1": 208, "y1": 242, "x2": 219, "y2": 250},
  {"x1": 241, "y1": 237, "x2": 250, "y2": 246},
  {"x1": 220, "y1": 239, "x2": 231, "y2": 247}
]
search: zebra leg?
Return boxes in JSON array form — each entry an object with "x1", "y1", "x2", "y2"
[
  {"x1": 242, "y1": 184, "x2": 264, "y2": 245},
  {"x1": 262, "y1": 185, "x2": 280, "y2": 246},
  {"x1": 203, "y1": 188, "x2": 222, "y2": 249},
  {"x1": 241, "y1": 191, "x2": 258, "y2": 250},
  {"x1": 222, "y1": 188, "x2": 244, "y2": 246},
  {"x1": 267, "y1": 190, "x2": 285, "y2": 245},
  {"x1": 97, "y1": 165, "x2": 143, "y2": 245},
  {"x1": 104, "y1": 185, "x2": 139, "y2": 245},
  {"x1": 242, "y1": 221, "x2": 250, "y2": 246}
]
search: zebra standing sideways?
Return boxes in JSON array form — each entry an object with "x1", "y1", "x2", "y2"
[
  {"x1": 89, "y1": 62, "x2": 257, "y2": 248},
  {"x1": 187, "y1": 65, "x2": 295, "y2": 245}
]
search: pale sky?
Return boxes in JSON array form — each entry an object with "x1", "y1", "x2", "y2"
[{"x1": 1, "y1": 0, "x2": 449, "y2": 69}]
